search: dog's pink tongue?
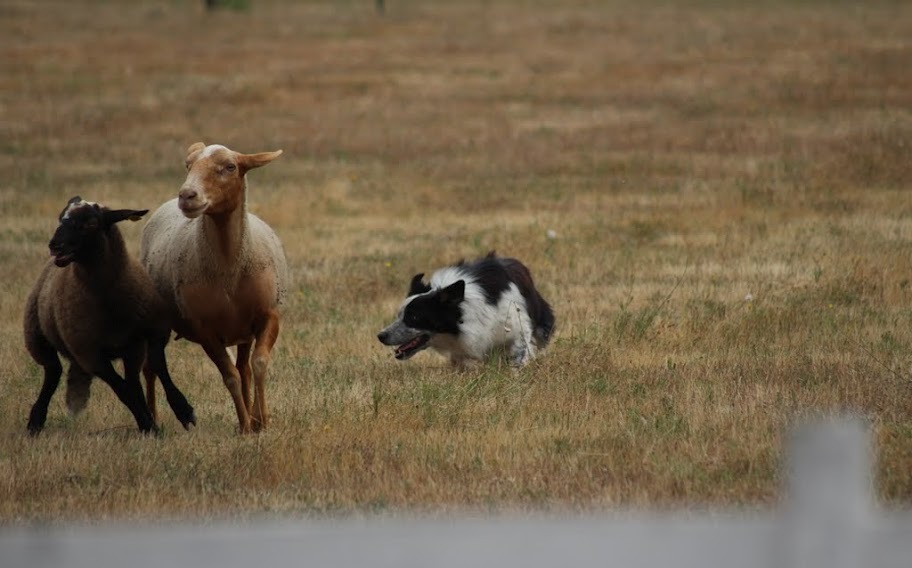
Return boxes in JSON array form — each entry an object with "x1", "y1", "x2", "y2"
[{"x1": 396, "y1": 337, "x2": 419, "y2": 354}]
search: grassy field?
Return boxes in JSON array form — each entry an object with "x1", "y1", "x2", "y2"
[{"x1": 1, "y1": 0, "x2": 911, "y2": 522}]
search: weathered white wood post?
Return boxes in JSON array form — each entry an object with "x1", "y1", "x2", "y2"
[{"x1": 783, "y1": 418, "x2": 873, "y2": 568}]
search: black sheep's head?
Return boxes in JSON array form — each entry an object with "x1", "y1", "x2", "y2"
[{"x1": 48, "y1": 196, "x2": 148, "y2": 267}]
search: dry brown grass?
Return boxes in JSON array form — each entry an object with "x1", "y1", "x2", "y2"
[{"x1": 1, "y1": 0, "x2": 911, "y2": 522}]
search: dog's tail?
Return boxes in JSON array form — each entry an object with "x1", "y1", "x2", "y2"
[
  {"x1": 532, "y1": 297, "x2": 555, "y2": 347},
  {"x1": 499, "y1": 257, "x2": 555, "y2": 348}
]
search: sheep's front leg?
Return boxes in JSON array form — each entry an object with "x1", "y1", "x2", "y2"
[
  {"x1": 251, "y1": 310, "x2": 280, "y2": 432},
  {"x1": 201, "y1": 340, "x2": 252, "y2": 434},
  {"x1": 147, "y1": 335, "x2": 196, "y2": 429},
  {"x1": 94, "y1": 358, "x2": 158, "y2": 435},
  {"x1": 236, "y1": 342, "x2": 253, "y2": 413}
]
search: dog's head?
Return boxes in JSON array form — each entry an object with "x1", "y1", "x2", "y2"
[{"x1": 377, "y1": 273, "x2": 465, "y2": 360}]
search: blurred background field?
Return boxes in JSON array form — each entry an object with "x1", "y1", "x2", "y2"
[{"x1": 0, "y1": 0, "x2": 911, "y2": 521}]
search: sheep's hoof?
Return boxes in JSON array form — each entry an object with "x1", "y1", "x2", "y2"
[
  {"x1": 27, "y1": 409, "x2": 46, "y2": 436},
  {"x1": 139, "y1": 423, "x2": 161, "y2": 437},
  {"x1": 181, "y1": 411, "x2": 197, "y2": 430},
  {"x1": 163, "y1": 391, "x2": 196, "y2": 430},
  {"x1": 251, "y1": 414, "x2": 268, "y2": 433},
  {"x1": 174, "y1": 403, "x2": 197, "y2": 430}
]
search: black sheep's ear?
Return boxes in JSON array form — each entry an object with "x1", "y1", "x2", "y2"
[
  {"x1": 438, "y1": 280, "x2": 465, "y2": 305},
  {"x1": 102, "y1": 209, "x2": 149, "y2": 226},
  {"x1": 408, "y1": 273, "x2": 430, "y2": 296}
]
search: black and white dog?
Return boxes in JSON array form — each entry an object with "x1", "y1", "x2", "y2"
[{"x1": 377, "y1": 252, "x2": 555, "y2": 367}]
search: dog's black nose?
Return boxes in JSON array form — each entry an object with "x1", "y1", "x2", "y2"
[{"x1": 377, "y1": 331, "x2": 388, "y2": 343}]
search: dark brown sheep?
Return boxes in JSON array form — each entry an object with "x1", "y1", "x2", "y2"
[{"x1": 24, "y1": 197, "x2": 195, "y2": 435}]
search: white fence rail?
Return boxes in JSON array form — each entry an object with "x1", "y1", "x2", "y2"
[{"x1": 3, "y1": 419, "x2": 911, "y2": 568}]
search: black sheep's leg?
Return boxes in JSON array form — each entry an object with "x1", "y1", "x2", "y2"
[
  {"x1": 94, "y1": 358, "x2": 158, "y2": 435},
  {"x1": 27, "y1": 355, "x2": 63, "y2": 436},
  {"x1": 147, "y1": 335, "x2": 196, "y2": 429}
]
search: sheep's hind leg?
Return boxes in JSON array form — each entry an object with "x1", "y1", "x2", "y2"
[
  {"x1": 250, "y1": 310, "x2": 280, "y2": 432},
  {"x1": 25, "y1": 313, "x2": 63, "y2": 435},
  {"x1": 147, "y1": 336, "x2": 196, "y2": 429},
  {"x1": 142, "y1": 360, "x2": 158, "y2": 425},
  {"x1": 94, "y1": 359, "x2": 158, "y2": 435},
  {"x1": 202, "y1": 340, "x2": 252, "y2": 434},
  {"x1": 236, "y1": 342, "x2": 253, "y2": 413},
  {"x1": 27, "y1": 351, "x2": 63, "y2": 436}
]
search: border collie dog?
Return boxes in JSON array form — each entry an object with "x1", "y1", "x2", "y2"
[{"x1": 378, "y1": 252, "x2": 555, "y2": 367}]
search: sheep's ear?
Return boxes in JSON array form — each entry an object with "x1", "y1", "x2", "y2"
[
  {"x1": 408, "y1": 273, "x2": 430, "y2": 296},
  {"x1": 437, "y1": 280, "x2": 465, "y2": 305},
  {"x1": 102, "y1": 209, "x2": 149, "y2": 226},
  {"x1": 186, "y1": 142, "x2": 206, "y2": 158},
  {"x1": 237, "y1": 150, "x2": 283, "y2": 173}
]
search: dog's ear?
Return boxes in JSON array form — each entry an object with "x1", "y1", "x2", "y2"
[
  {"x1": 438, "y1": 280, "x2": 465, "y2": 305},
  {"x1": 408, "y1": 273, "x2": 430, "y2": 296}
]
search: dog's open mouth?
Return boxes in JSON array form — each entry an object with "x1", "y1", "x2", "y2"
[{"x1": 394, "y1": 334, "x2": 430, "y2": 360}]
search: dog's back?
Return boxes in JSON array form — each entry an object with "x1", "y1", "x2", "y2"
[{"x1": 453, "y1": 252, "x2": 555, "y2": 348}]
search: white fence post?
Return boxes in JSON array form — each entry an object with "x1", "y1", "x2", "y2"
[{"x1": 783, "y1": 418, "x2": 873, "y2": 568}]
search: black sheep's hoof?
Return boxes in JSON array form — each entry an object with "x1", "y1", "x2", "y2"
[
  {"x1": 138, "y1": 422, "x2": 161, "y2": 437},
  {"x1": 178, "y1": 407, "x2": 197, "y2": 430},
  {"x1": 27, "y1": 409, "x2": 46, "y2": 436},
  {"x1": 169, "y1": 397, "x2": 197, "y2": 430}
]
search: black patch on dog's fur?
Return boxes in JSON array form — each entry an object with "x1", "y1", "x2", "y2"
[
  {"x1": 464, "y1": 254, "x2": 513, "y2": 305},
  {"x1": 408, "y1": 273, "x2": 431, "y2": 296},
  {"x1": 402, "y1": 280, "x2": 464, "y2": 336}
]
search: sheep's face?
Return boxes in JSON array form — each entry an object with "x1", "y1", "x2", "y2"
[
  {"x1": 178, "y1": 143, "x2": 283, "y2": 219},
  {"x1": 49, "y1": 196, "x2": 148, "y2": 267}
]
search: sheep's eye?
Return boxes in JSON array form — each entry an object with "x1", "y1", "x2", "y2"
[
  {"x1": 184, "y1": 163, "x2": 191, "y2": 171},
  {"x1": 225, "y1": 163, "x2": 237, "y2": 173}
]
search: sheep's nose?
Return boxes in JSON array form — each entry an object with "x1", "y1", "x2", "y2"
[
  {"x1": 179, "y1": 188, "x2": 197, "y2": 201},
  {"x1": 377, "y1": 330, "x2": 389, "y2": 343}
]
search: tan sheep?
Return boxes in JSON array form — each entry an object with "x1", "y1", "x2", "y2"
[
  {"x1": 24, "y1": 197, "x2": 195, "y2": 435},
  {"x1": 141, "y1": 142, "x2": 289, "y2": 434}
]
